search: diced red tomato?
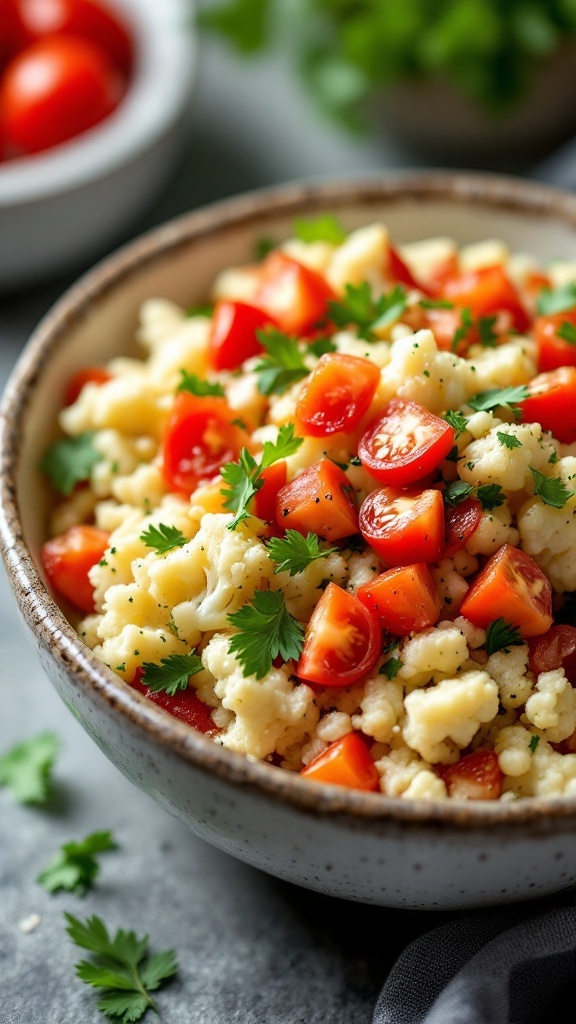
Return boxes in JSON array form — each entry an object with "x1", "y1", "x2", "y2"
[
  {"x1": 460, "y1": 543, "x2": 552, "y2": 638},
  {"x1": 208, "y1": 300, "x2": 275, "y2": 371},
  {"x1": 426, "y1": 253, "x2": 459, "y2": 296},
  {"x1": 21, "y1": 0, "x2": 134, "y2": 74},
  {"x1": 441, "y1": 265, "x2": 531, "y2": 335},
  {"x1": 276, "y1": 458, "x2": 358, "y2": 541},
  {"x1": 300, "y1": 732, "x2": 380, "y2": 791},
  {"x1": 442, "y1": 750, "x2": 503, "y2": 800},
  {"x1": 528, "y1": 624, "x2": 576, "y2": 685},
  {"x1": 534, "y1": 310, "x2": 576, "y2": 373},
  {"x1": 358, "y1": 399, "x2": 454, "y2": 487},
  {"x1": 41, "y1": 524, "x2": 109, "y2": 614},
  {"x1": 523, "y1": 270, "x2": 552, "y2": 299},
  {"x1": 357, "y1": 563, "x2": 441, "y2": 635},
  {"x1": 295, "y1": 353, "x2": 380, "y2": 437},
  {"x1": 297, "y1": 583, "x2": 381, "y2": 687},
  {"x1": 519, "y1": 366, "x2": 576, "y2": 444},
  {"x1": 359, "y1": 486, "x2": 445, "y2": 566},
  {"x1": 254, "y1": 251, "x2": 335, "y2": 335},
  {"x1": 162, "y1": 393, "x2": 251, "y2": 497},
  {"x1": 64, "y1": 365, "x2": 111, "y2": 406},
  {"x1": 253, "y1": 459, "x2": 287, "y2": 525},
  {"x1": 387, "y1": 244, "x2": 428, "y2": 293},
  {"x1": 443, "y1": 496, "x2": 482, "y2": 557},
  {"x1": 131, "y1": 667, "x2": 218, "y2": 734}
]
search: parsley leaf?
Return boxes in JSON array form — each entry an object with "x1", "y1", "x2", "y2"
[
  {"x1": 40, "y1": 432, "x2": 102, "y2": 496},
  {"x1": 485, "y1": 618, "x2": 523, "y2": 656},
  {"x1": 536, "y1": 282, "x2": 576, "y2": 316},
  {"x1": 177, "y1": 369, "x2": 225, "y2": 397},
  {"x1": 478, "y1": 315, "x2": 498, "y2": 347},
  {"x1": 382, "y1": 657, "x2": 402, "y2": 680},
  {"x1": 529, "y1": 735, "x2": 540, "y2": 753},
  {"x1": 496, "y1": 431, "x2": 522, "y2": 449},
  {"x1": 451, "y1": 306, "x2": 473, "y2": 351},
  {"x1": 38, "y1": 831, "x2": 117, "y2": 895},
  {"x1": 530, "y1": 467, "x2": 576, "y2": 508},
  {"x1": 139, "y1": 523, "x2": 187, "y2": 555},
  {"x1": 443, "y1": 480, "x2": 474, "y2": 506},
  {"x1": 293, "y1": 213, "x2": 347, "y2": 244},
  {"x1": 0, "y1": 732, "x2": 60, "y2": 804},
  {"x1": 220, "y1": 424, "x2": 303, "y2": 529},
  {"x1": 254, "y1": 328, "x2": 309, "y2": 395},
  {"x1": 467, "y1": 385, "x2": 529, "y2": 418},
  {"x1": 419, "y1": 298, "x2": 454, "y2": 309},
  {"x1": 444, "y1": 409, "x2": 469, "y2": 436},
  {"x1": 328, "y1": 282, "x2": 407, "y2": 340},
  {"x1": 65, "y1": 913, "x2": 178, "y2": 1022},
  {"x1": 556, "y1": 320, "x2": 576, "y2": 346},
  {"x1": 265, "y1": 530, "x2": 338, "y2": 576},
  {"x1": 228, "y1": 590, "x2": 304, "y2": 678},
  {"x1": 477, "y1": 484, "x2": 505, "y2": 511},
  {"x1": 307, "y1": 335, "x2": 337, "y2": 357},
  {"x1": 186, "y1": 304, "x2": 213, "y2": 318},
  {"x1": 254, "y1": 236, "x2": 276, "y2": 259},
  {"x1": 140, "y1": 652, "x2": 203, "y2": 696}
]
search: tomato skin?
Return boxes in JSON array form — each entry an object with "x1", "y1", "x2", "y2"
[
  {"x1": 276, "y1": 458, "x2": 358, "y2": 541},
  {"x1": 443, "y1": 496, "x2": 482, "y2": 558},
  {"x1": 131, "y1": 668, "x2": 218, "y2": 734},
  {"x1": 534, "y1": 310, "x2": 576, "y2": 372},
  {"x1": 253, "y1": 459, "x2": 286, "y2": 526},
  {"x1": 528, "y1": 625, "x2": 576, "y2": 685},
  {"x1": 297, "y1": 583, "x2": 381, "y2": 687},
  {"x1": 441, "y1": 265, "x2": 530, "y2": 335},
  {"x1": 0, "y1": 34, "x2": 123, "y2": 155},
  {"x1": 301, "y1": 732, "x2": 380, "y2": 791},
  {"x1": 387, "y1": 244, "x2": 428, "y2": 293},
  {"x1": 358, "y1": 399, "x2": 454, "y2": 486},
  {"x1": 64, "y1": 365, "x2": 111, "y2": 406},
  {"x1": 1, "y1": 0, "x2": 32, "y2": 62},
  {"x1": 460, "y1": 543, "x2": 552, "y2": 638},
  {"x1": 357, "y1": 562, "x2": 441, "y2": 636},
  {"x1": 442, "y1": 750, "x2": 503, "y2": 800},
  {"x1": 41, "y1": 524, "x2": 109, "y2": 614},
  {"x1": 208, "y1": 300, "x2": 275, "y2": 372},
  {"x1": 295, "y1": 353, "x2": 380, "y2": 437},
  {"x1": 254, "y1": 251, "x2": 335, "y2": 335},
  {"x1": 162, "y1": 393, "x2": 251, "y2": 497},
  {"x1": 359, "y1": 486, "x2": 445, "y2": 566},
  {"x1": 21, "y1": 0, "x2": 134, "y2": 74},
  {"x1": 520, "y1": 366, "x2": 576, "y2": 444}
]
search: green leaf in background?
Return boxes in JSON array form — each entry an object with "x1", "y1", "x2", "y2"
[
  {"x1": 38, "y1": 831, "x2": 118, "y2": 895},
  {"x1": 40, "y1": 432, "x2": 102, "y2": 496},
  {"x1": 0, "y1": 732, "x2": 60, "y2": 804}
]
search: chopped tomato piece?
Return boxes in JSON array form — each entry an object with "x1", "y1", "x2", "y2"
[
  {"x1": 357, "y1": 563, "x2": 441, "y2": 636},
  {"x1": 208, "y1": 300, "x2": 275, "y2": 371},
  {"x1": 359, "y1": 486, "x2": 445, "y2": 566},
  {"x1": 534, "y1": 310, "x2": 576, "y2": 373},
  {"x1": 442, "y1": 750, "x2": 503, "y2": 800},
  {"x1": 301, "y1": 732, "x2": 380, "y2": 791},
  {"x1": 460, "y1": 544, "x2": 552, "y2": 638},
  {"x1": 131, "y1": 668, "x2": 218, "y2": 734},
  {"x1": 443, "y1": 496, "x2": 482, "y2": 557},
  {"x1": 162, "y1": 393, "x2": 251, "y2": 497},
  {"x1": 387, "y1": 244, "x2": 428, "y2": 293},
  {"x1": 528, "y1": 624, "x2": 576, "y2": 685},
  {"x1": 441, "y1": 265, "x2": 530, "y2": 334},
  {"x1": 41, "y1": 524, "x2": 109, "y2": 614},
  {"x1": 64, "y1": 365, "x2": 111, "y2": 406},
  {"x1": 519, "y1": 366, "x2": 576, "y2": 444},
  {"x1": 523, "y1": 270, "x2": 552, "y2": 299},
  {"x1": 254, "y1": 251, "x2": 335, "y2": 335},
  {"x1": 276, "y1": 458, "x2": 358, "y2": 541},
  {"x1": 253, "y1": 459, "x2": 287, "y2": 525},
  {"x1": 297, "y1": 583, "x2": 381, "y2": 687},
  {"x1": 359, "y1": 399, "x2": 454, "y2": 486},
  {"x1": 295, "y1": 353, "x2": 380, "y2": 437},
  {"x1": 426, "y1": 253, "x2": 459, "y2": 296}
]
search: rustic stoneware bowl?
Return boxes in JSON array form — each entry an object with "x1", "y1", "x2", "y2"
[{"x1": 2, "y1": 172, "x2": 576, "y2": 910}]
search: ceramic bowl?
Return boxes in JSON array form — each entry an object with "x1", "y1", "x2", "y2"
[
  {"x1": 2, "y1": 172, "x2": 576, "y2": 910},
  {"x1": 0, "y1": 0, "x2": 196, "y2": 291}
]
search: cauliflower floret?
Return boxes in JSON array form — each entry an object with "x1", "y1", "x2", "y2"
[
  {"x1": 224, "y1": 369, "x2": 267, "y2": 426},
  {"x1": 326, "y1": 222, "x2": 388, "y2": 294},
  {"x1": 403, "y1": 670, "x2": 499, "y2": 764},
  {"x1": 147, "y1": 316, "x2": 210, "y2": 388},
  {"x1": 459, "y1": 422, "x2": 555, "y2": 492},
  {"x1": 398, "y1": 623, "x2": 469, "y2": 689},
  {"x1": 495, "y1": 724, "x2": 536, "y2": 777},
  {"x1": 351, "y1": 675, "x2": 404, "y2": 743},
  {"x1": 281, "y1": 238, "x2": 335, "y2": 273},
  {"x1": 136, "y1": 298, "x2": 188, "y2": 351},
  {"x1": 346, "y1": 550, "x2": 383, "y2": 594},
  {"x1": 50, "y1": 486, "x2": 97, "y2": 536},
  {"x1": 453, "y1": 615, "x2": 486, "y2": 650},
  {"x1": 467, "y1": 338, "x2": 536, "y2": 391},
  {"x1": 516, "y1": 457, "x2": 576, "y2": 591},
  {"x1": 459, "y1": 239, "x2": 509, "y2": 272},
  {"x1": 272, "y1": 550, "x2": 348, "y2": 621},
  {"x1": 496, "y1": 726, "x2": 576, "y2": 797},
  {"x1": 398, "y1": 236, "x2": 456, "y2": 287},
  {"x1": 485, "y1": 645, "x2": 533, "y2": 709},
  {"x1": 93, "y1": 624, "x2": 183, "y2": 681},
  {"x1": 402, "y1": 770, "x2": 448, "y2": 800},
  {"x1": 202, "y1": 634, "x2": 318, "y2": 759},
  {"x1": 332, "y1": 330, "x2": 391, "y2": 368},
  {"x1": 375, "y1": 743, "x2": 445, "y2": 797},
  {"x1": 431, "y1": 560, "x2": 469, "y2": 616},
  {"x1": 316, "y1": 711, "x2": 353, "y2": 743},
  {"x1": 60, "y1": 374, "x2": 167, "y2": 439},
  {"x1": 465, "y1": 503, "x2": 519, "y2": 556},
  {"x1": 111, "y1": 463, "x2": 168, "y2": 510},
  {"x1": 524, "y1": 669, "x2": 576, "y2": 742},
  {"x1": 379, "y1": 330, "x2": 474, "y2": 414}
]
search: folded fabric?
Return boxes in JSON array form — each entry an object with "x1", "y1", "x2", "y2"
[{"x1": 373, "y1": 902, "x2": 576, "y2": 1024}]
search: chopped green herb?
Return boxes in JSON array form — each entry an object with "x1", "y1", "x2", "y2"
[
  {"x1": 349, "y1": 455, "x2": 362, "y2": 466},
  {"x1": 328, "y1": 281, "x2": 407, "y2": 340},
  {"x1": 451, "y1": 306, "x2": 473, "y2": 351},
  {"x1": 139, "y1": 523, "x2": 187, "y2": 555},
  {"x1": 444, "y1": 409, "x2": 469, "y2": 436},
  {"x1": 529, "y1": 735, "x2": 540, "y2": 753},
  {"x1": 536, "y1": 282, "x2": 576, "y2": 316},
  {"x1": 38, "y1": 831, "x2": 117, "y2": 895},
  {"x1": 254, "y1": 327, "x2": 309, "y2": 395},
  {"x1": 0, "y1": 732, "x2": 60, "y2": 804},
  {"x1": 485, "y1": 618, "x2": 523, "y2": 656},
  {"x1": 254, "y1": 236, "x2": 276, "y2": 259},
  {"x1": 307, "y1": 335, "x2": 337, "y2": 357},
  {"x1": 549, "y1": 450, "x2": 559, "y2": 465},
  {"x1": 530, "y1": 467, "x2": 576, "y2": 508},
  {"x1": 40, "y1": 432, "x2": 102, "y2": 496},
  {"x1": 382, "y1": 657, "x2": 402, "y2": 680},
  {"x1": 221, "y1": 423, "x2": 303, "y2": 529},
  {"x1": 478, "y1": 315, "x2": 498, "y2": 347},
  {"x1": 443, "y1": 480, "x2": 474, "y2": 506},
  {"x1": 468, "y1": 385, "x2": 529, "y2": 418},
  {"x1": 140, "y1": 652, "x2": 203, "y2": 696},
  {"x1": 177, "y1": 369, "x2": 225, "y2": 397},
  {"x1": 265, "y1": 529, "x2": 338, "y2": 576},
  {"x1": 477, "y1": 484, "x2": 505, "y2": 511},
  {"x1": 228, "y1": 590, "x2": 304, "y2": 679},
  {"x1": 556, "y1": 320, "x2": 576, "y2": 346},
  {"x1": 293, "y1": 213, "x2": 346, "y2": 245},
  {"x1": 186, "y1": 304, "x2": 213, "y2": 318},
  {"x1": 419, "y1": 298, "x2": 454, "y2": 309},
  {"x1": 496, "y1": 431, "x2": 522, "y2": 449}
]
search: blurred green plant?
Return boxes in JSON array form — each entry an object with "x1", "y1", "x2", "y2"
[{"x1": 199, "y1": 0, "x2": 576, "y2": 130}]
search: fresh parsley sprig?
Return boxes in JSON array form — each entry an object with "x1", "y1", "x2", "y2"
[
  {"x1": 444, "y1": 409, "x2": 469, "y2": 436},
  {"x1": 177, "y1": 369, "x2": 225, "y2": 397},
  {"x1": 476, "y1": 484, "x2": 505, "y2": 511},
  {"x1": 485, "y1": 618, "x2": 523, "y2": 656},
  {"x1": 467, "y1": 385, "x2": 529, "y2": 419},
  {"x1": 530, "y1": 467, "x2": 576, "y2": 508},
  {"x1": 0, "y1": 732, "x2": 60, "y2": 804},
  {"x1": 139, "y1": 523, "x2": 187, "y2": 555},
  {"x1": 65, "y1": 913, "x2": 178, "y2": 1023},
  {"x1": 556, "y1": 320, "x2": 576, "y2": 346},
  {"x1": 38, "y1": 831, "x2": 117, "y2": 895},
  {"x1": 265, "y1": 530, "x2": 338, "y2": 576},
  {"x1": 496, "y1": 431, "x2": 522, "y2": 449},
  {"x1": 228, "y1": 590, "x2": 304, "y2": 679},
  {"x1": 442, "y1": 480, "x2": 505, "y2": 512},
  {"x1": 328, "y1": 282, "x2": 407, "y2": 340},
  {"x1": 140, "y1": 652, "x2": 203, "y2": 696},
  {"x1": 220, "y1": 423, "x2": 303, "y2": 530},
  {"x1": 254, "y1": 328, "x2": 309, "y2": 395},
  {"x1": 293, "y1": 213, "x2": 346, "y2": 244},
  {"x1": 443, "y1": 480, "x2": 474, "y2": 507},
  {"x1": 451, "y1": 307, "x2": 473, "y2": 352},
  {"x1": 40, "y1": 432, "x2": 102, "y2": 495},
  {"x1": 536, "y1": 282, "x2": 576, "y2": 316}
]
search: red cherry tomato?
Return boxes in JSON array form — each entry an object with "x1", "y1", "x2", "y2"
[
  {"x1": 208, "y1": 300, "x2": 275, "y2": 372},
  {"x1": 162, "y1": 393, "x2": 251, "y2": 497},
  {"x1": 443, "y1": 496, "x2": 482, "y2": 557},
  {"x1": 301, "y1": 732, "x2": 380, "y2": 791},
  {"x1": 358, "y1": 398, "x2": 454, "y2": 486},
  {"x1": 357, "y1": 562, "x2": 441, "y2": 636},
  {"x1": 254, "y1": 251, "x2": 335, "y2": 336},
  {"x1": 460, "y1": 543, "x2": 552, "y2": 638},
  {"x1": 387, "y1": 243, "x2": 429, "y2": 293},
  {"x1": 295, "y1": 353, "x2": 380, "y2": 437},
  {"x1": 21, "y1": 0, "x2": 134, "y2": 74},
  {"x1": 41, "y1": 524, "x2": 109, "y2": 614},
  {"x1": 528, "y1": 624, "x2": 576, "y2": 685},
  {"x1": 442, "y1": 750, "x2": 503, "y2": 800},
  {"x1": 1, "y1": 0, "x2": 32, "y2": 62},
  {"x1": 297, "y1": 583, "x2": 381, "y2": 687},
  {"x1": 441, "y1": 264, "x2": 530, "y2": 334},
  {"x1": 64, "y1": 365, "x2": 111, "y2": 406},
  {"x1": 276, "y1": 458, "x2": 358, "y2": 542},
  {"x1": 0, "y1": 34, "x2": 123, "y2": 155},
  {"x1": 519, "y1": 366, "x2": 576, "y2": 444},
  {"x1": 131, "y1": 668, "x2": 218, "y2": 734},
  {"x1": 253, "y1": 459, "x2": 286, "y2": 527},
  {"x1": 359, "y1": 486, "x2": 445, "y2": 566},
  {"x1": 534, "y1": 310, "x2": 576, "y2": 373}
]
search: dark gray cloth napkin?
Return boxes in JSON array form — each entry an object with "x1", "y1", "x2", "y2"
[{"x1": 373, "y1": 903, "x2": 576, "y2": 1023}]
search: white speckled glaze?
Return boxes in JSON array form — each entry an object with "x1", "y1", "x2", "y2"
[{"x1": 2, "y1": 173, "x2": 576, "y2": 909}]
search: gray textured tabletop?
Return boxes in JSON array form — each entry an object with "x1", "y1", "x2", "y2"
[{"x1": 0, "y1": 24, "x2": 570, "y2": 1024}]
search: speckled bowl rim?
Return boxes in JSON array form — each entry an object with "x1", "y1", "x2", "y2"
[{"x1": 3, "y1": 169, "x2": 576, "y2": 831}]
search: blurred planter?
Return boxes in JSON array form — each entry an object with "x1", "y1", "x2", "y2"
[{"x1": 373, "y1": 42, "x2": 576, "y2": 166}]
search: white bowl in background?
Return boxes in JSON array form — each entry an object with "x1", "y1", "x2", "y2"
[{"x1": 0, "y1": 0, "x2": 196, "y2": 290}]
